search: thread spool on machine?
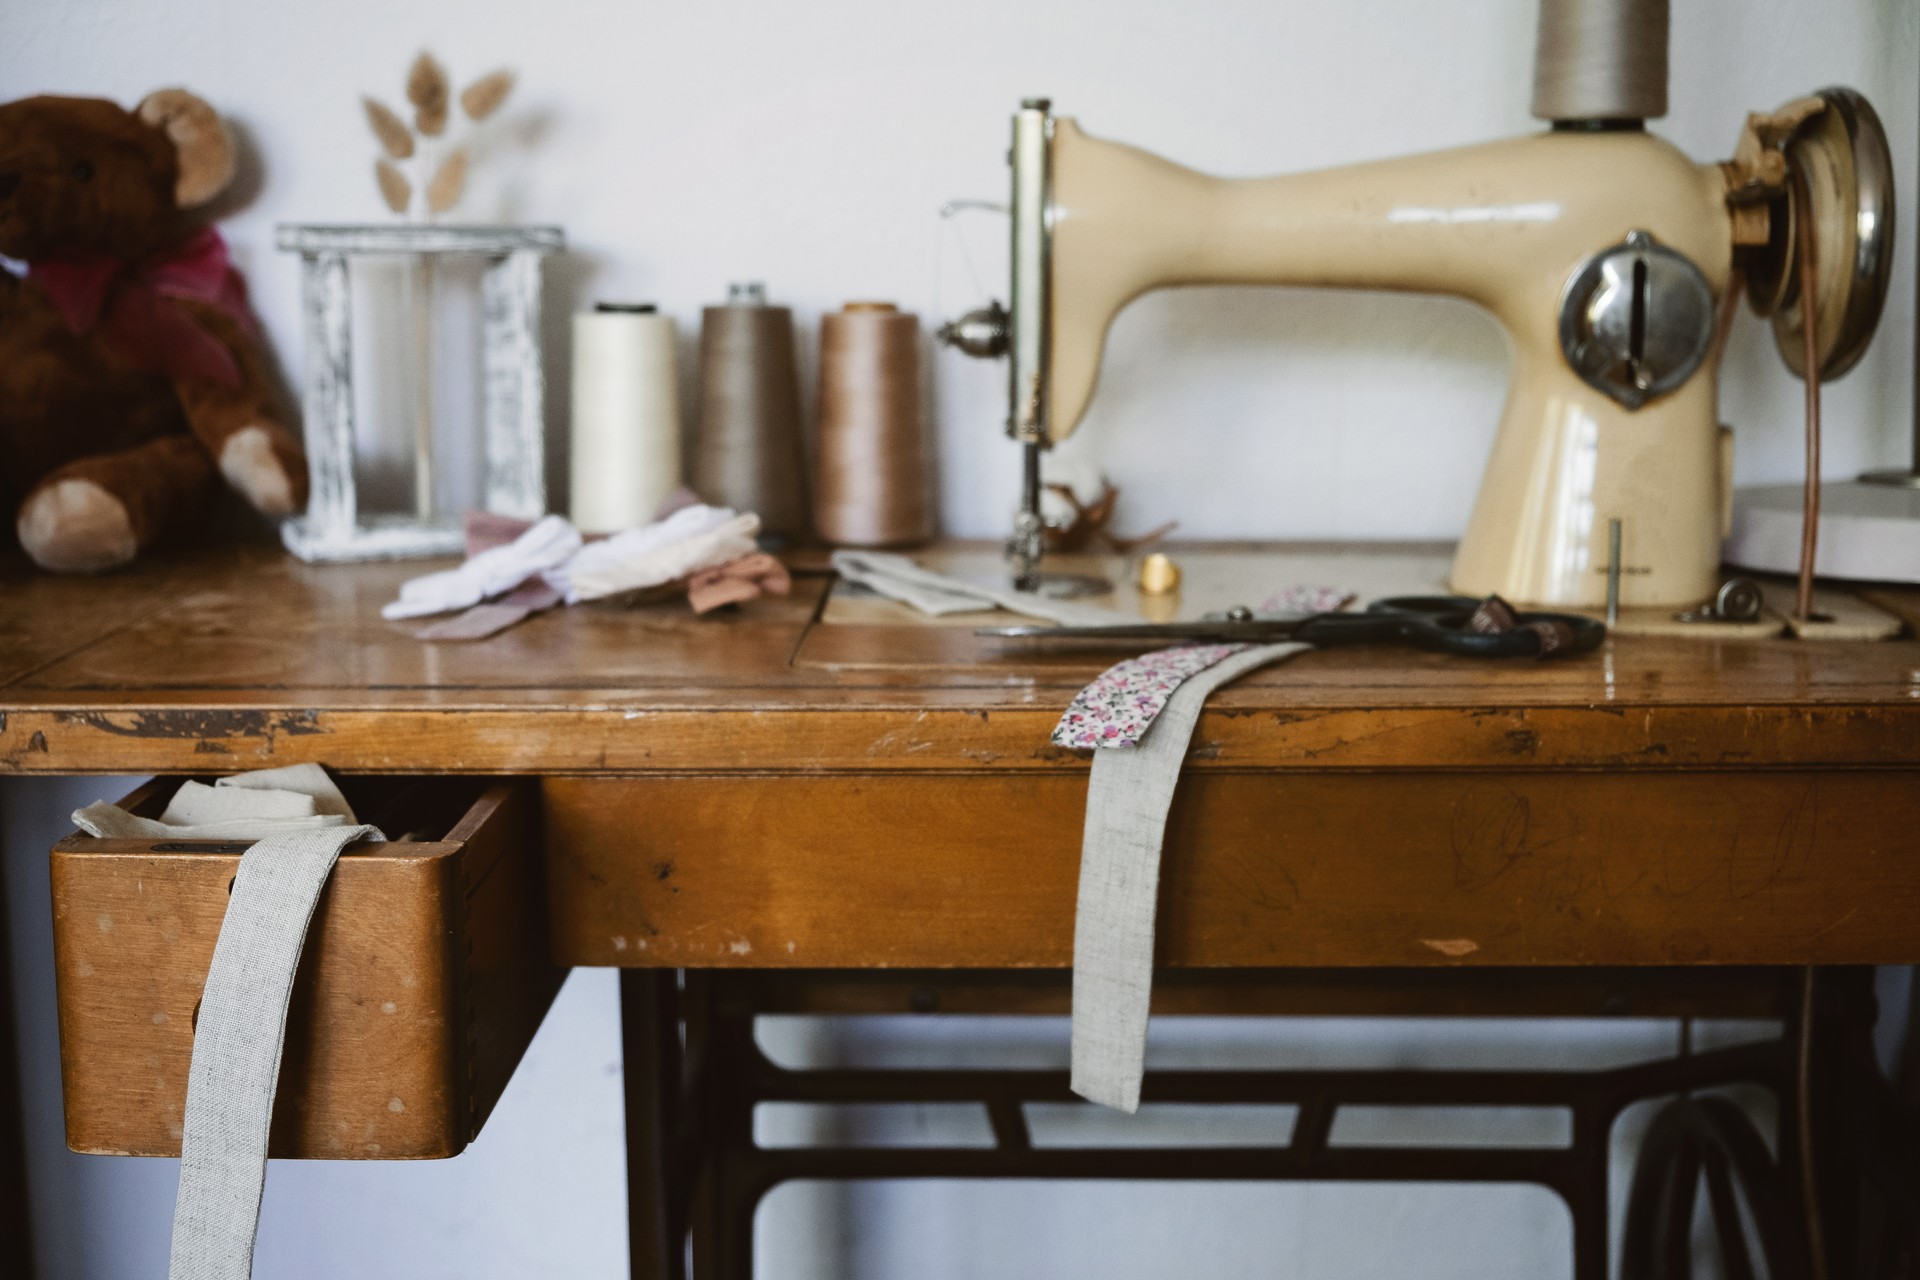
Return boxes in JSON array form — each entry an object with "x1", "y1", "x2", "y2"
[{"x1": 938, "y1": 0, "x2": 1905, "y2": 623}]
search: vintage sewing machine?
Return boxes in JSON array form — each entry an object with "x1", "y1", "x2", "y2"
[{"x1": 941, "y1": 0, "x2": 1895, "y2": 611}]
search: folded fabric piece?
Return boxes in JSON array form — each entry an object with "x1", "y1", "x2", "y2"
[
  {"x1": 381, "y1": 514, "x2": 582, "y2": 621},
  {"x1": 72, "y1": 763, "x2": 356, "y2": 840},
  {"x1": 551, "y1": 505, "x2": 760, "y2": 604},
  {"x1": 688, "y1": 551, "x2": 792, "y2": 615},
  {"x1": 830, "y1": 550, "x2": 1120, "y2": 626},
  {"x1": 413, "y1": 579, "x2": 565, "y2": 642},
  {"x1": 383, "y1": 505, "x2": 764, "y2": 631},
  {"x1": 1067, "y1": 642, "x2": 1311, "y2": 1113}
]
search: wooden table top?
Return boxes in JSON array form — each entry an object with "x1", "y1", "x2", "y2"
[{"x1": 3, "y1": 539, "x2": 1917, "y2": 776}]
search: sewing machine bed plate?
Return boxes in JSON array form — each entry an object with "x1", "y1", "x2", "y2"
[
  {"x1": 6, "y1": 540, "x2": 1920, "y2": 971},
  {"x1": 813, "y1": 544, "x2": 1457, "y2": 630},
  {"x1": 810, "y1": 544, "x2": 1890, "y2": 652}
]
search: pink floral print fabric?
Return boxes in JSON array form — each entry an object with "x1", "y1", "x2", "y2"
[{"x1": 1051, "y1": 643, "x2": 1249, "y2": 750}]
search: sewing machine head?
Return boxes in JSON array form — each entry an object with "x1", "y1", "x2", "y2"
[{"x1": 942, "y1": 0, "x2": 1895, "y2": 611}]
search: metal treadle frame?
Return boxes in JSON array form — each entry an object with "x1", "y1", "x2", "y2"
[{"x1": 620, "y1": 968, "x2": 1906, "y2": 1280}]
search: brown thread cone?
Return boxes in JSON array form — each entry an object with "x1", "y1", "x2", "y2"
[{"x1": 812, "y1": 302, "x2": 932, "y2": 547}]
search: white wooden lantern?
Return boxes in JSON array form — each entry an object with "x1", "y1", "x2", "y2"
[{"x1": 274, "y1": 223, "x2": 564, "y2": 562}]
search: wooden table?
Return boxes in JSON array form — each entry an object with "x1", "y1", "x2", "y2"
[{"x1": 5, "y1": 540, "x2": 1919, "y2": 1279}]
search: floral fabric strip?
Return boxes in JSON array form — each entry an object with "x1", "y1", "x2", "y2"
[{"x1": 1051, "y1": 643, "x2": 1249, "y2": 750}]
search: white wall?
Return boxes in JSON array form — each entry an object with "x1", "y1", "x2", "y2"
[
  {"x1": 2, "y1": 0, "x2": 1914, "y2": 535},
  {"x1": 2, "y1": 1, "x2": 1916, "y2": 1277}
]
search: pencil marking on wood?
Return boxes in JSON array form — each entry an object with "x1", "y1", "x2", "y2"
[{"x1": 1449, "y1": 782, "x2": 1550, "y2": 891}]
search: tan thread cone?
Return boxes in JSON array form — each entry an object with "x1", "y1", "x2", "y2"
[
  {"x1": 812, "y1": 302, "x2": 932, "y2": 547},
  {"x1": 1531, "y1": 0, "x2": 1668, "y2": 122},
  {"x1": 692, "y1": 297, "x2": 809, "y2": 542}
]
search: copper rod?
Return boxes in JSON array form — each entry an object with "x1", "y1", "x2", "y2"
[{"x1": 1792, "y1": 170, "x2": 1822, "y2": 622}]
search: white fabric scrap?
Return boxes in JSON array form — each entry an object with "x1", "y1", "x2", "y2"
[
  {"x1": 830, "y1": 550, "x2": 1121, "y2": 626},
  {"x1": 1070, "y1": 642, "x2": 1310, "y2": 1113},
  {"x1": 73, "y1": 763, "x2": 357, "y2": 840},
  {"x1": 381, "y1": 514, "x2": 582, "y2": 620},
  {"x1": 548, "y1": 505, "x2": 760, "y2": 604},
  {"x1": 381, "y1": 506, "x2": 761, "y2": 621}
]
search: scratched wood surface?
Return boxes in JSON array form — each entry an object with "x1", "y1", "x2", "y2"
[
  {"x1": 14, "y1": 541, "x2": 1920, "y2": 975},
  {"x1": 2, "y1": 541, "x2": 1918, "y2": 775},
  {"x1": 544, "y1": 770, "x2": 1920, "y2": 968}
]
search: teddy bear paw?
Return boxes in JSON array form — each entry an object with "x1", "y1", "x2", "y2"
[
  {"x1": 219, "y1": 426, "x2": 298, "y2": 517},
  {"x1": 17, "y1": 479, "x2": 138, "y2": 573}
]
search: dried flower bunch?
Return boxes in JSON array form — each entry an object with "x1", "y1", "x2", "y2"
[{"x1": 363, "y1": 53, "x2": 515, "y2": 218}]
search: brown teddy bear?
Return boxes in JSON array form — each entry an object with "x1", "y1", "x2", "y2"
[{"x1": 0, "y1": 90, "x2": 306, "y2": 572}]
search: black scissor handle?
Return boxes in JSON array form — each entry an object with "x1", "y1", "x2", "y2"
[{"x1": 1292, "y1": 595, "x2": 1604, "y2": 658}]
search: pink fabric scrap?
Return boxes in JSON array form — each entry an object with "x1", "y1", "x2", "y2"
[
  {"x1": 1051, "y1": 643, "x2": 1250, "y2": 750},
  {"x1": 1052, "y1": 584, "x2": 1356, "y2": 749},
  {"x1": 414, "y1": 579, "x2": 564, "y2": 642},
  {"x1": 686, "y1": 552, "x2": 792, "y2": 615}
]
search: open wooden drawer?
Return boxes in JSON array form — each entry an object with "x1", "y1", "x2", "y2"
[{"x1": 51, "y1": 776, "x2": 563, "y2": 1159}]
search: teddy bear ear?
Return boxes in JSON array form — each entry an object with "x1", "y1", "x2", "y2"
[{"x1": 136, "y1": 89, "x2": 236, "y2": 208}]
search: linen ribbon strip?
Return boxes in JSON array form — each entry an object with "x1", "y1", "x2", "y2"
[
  {"x1": 169, "y1": 821, "x2": 381, "y2": 1280},
  {"x1": 75, "y1": 765, "x2": 384, "y2": 1280},
  {"x1": 1068, "y1": 642, "x2": 1310, "y2": 1112}
]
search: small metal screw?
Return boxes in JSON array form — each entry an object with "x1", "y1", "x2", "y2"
[{"x1": 1713, "y1": 577, "x2": 1764, "y2": 622}]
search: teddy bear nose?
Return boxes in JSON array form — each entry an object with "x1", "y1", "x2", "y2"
[{"x1": 0, "y1": 172, "x2": 19, "y2": 200}]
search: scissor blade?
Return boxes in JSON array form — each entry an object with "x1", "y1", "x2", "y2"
[{"x1": 975, "y1": 620, "x2": 1304, "y2": 641}]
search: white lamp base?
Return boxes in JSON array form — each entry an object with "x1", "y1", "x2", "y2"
[{"x1": 1725, "y1": 480, "x2": 1920, "y2": 583}]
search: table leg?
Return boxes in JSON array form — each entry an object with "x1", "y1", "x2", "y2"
[
  {"x1": 0, "y1": 839, "x2": 35, "y2": 1280},
  {"x1": 622, "y1": 970, "x2": 687, "y2": 1280},
  {"x1": 686, "y1": 974, "x2": 758, "y2": 1280},
  {"x1": 1567, "y1": 1108, "x2": 1612, "y2": 1280}
]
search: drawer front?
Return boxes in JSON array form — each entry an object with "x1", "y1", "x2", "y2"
[
  {"x1": 544, "y1": 770, "x2": 1920, "y2": 969},
  {"x1": 52, "y1": 777, "x2": 562, "y2": 1159}
]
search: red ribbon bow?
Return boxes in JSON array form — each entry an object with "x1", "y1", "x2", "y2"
[{"x1": 28, "y1": 226, "x2": 257, "y2": 386}]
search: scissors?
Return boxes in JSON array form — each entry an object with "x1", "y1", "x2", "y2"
[{"x1": 976, "y1": 595, "x2": 1606, "y2": 659}]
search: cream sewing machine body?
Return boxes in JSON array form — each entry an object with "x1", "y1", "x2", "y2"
[
  {"x1": 942, "y1": 0, "x2": 1894, "y2": 613},
  {"x1": 1046, "y1": 118, "x2": 1731, "y2": 609}
]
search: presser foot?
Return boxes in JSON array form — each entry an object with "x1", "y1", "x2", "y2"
[{"x1": 1003, "y1": 517, "x2": 1111, "y2": 598}]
